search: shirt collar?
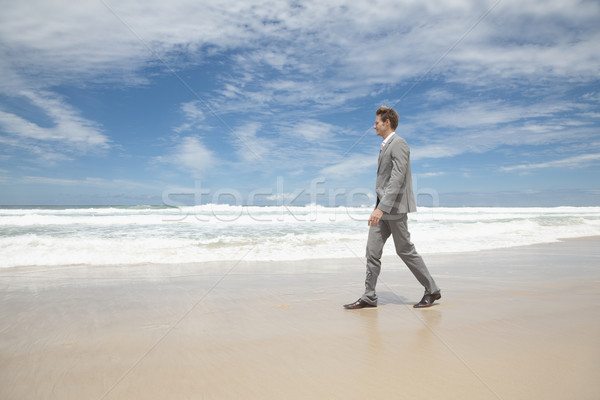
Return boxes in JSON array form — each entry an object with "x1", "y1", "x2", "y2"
[{"x1": 382, "y1": 131, "x2": 395, "y2": 146}]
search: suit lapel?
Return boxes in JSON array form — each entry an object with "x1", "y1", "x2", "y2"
[{"x1": 377, "y1": 134, "x2": 396, "y2": 172}]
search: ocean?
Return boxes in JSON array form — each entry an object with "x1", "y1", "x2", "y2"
[{"x1": 1, "y1": 205, "x2": 599, "y2": 268}]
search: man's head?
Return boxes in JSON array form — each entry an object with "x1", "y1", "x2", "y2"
[{"x1": 374, "y1": 106, "x2": 399, "y2": 138}]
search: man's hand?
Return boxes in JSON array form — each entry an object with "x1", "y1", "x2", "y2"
[{"x1": 368, "y1": 208, "x2": 384, "y2": 226}]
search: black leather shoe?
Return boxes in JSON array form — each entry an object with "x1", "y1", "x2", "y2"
[
  {"x1": 343, "y1": 299, "x2": 377, "y2": 309},
  {"x1": 413, "y1": 292, "x2": 441, "y2": 308}
]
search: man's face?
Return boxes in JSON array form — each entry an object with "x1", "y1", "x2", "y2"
[{"x1": 374, "y1": 115, "x2": 390, "y2": 138}]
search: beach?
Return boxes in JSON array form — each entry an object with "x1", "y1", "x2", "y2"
[{"x1": 1, "y1": 236, "x2": 599, "y2": 400}]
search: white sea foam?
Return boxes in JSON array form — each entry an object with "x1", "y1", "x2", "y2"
[{"x1": 1, "y1": 206, "x2": 599, "y2": 268}]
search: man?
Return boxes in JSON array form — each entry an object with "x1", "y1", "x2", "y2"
[{"x1": 344, "y1": 106, "x2": 441, "y2": 309}]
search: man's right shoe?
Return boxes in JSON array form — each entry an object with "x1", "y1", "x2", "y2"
[
  {"x1": 413, "y1": 292, "x2": 441, "y2": 308},
  {"x1": 343, "y1": 299, "x2": 377, "y2": 310}
]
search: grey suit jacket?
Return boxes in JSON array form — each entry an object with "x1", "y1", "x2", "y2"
[{"x1": 375, "y1": 134, "x2": 417, "y2": 214}]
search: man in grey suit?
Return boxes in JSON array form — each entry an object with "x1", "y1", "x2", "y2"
[{"x1": 344, "y1": 106, "x2": 441, "y2": 309}]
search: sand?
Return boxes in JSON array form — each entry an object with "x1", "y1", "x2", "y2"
[{"x1": 1, "y1": 237, "x2": 599, "y2": 400}]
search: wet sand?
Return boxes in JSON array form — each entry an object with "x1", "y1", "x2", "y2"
[{"x1": 1, "y1": 237, "x2": 599, "y2": 399}]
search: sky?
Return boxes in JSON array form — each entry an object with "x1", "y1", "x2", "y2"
[{"x1": 0, "y1": 0, "x2": 599, "y2": 207}]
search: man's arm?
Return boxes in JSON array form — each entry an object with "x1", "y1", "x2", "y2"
[
  {"x1": 376, "y1": 140, "x2": 410, "y2": 214},
  {"x1": 369, "y1": 140, "x2": 410, "y2": 226}
]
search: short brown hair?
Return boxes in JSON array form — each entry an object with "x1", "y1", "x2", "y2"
[{"x1": 376, "y1": 106, "x2": 399, "y2": 130}]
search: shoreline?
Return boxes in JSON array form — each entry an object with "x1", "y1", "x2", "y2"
[
  {"x1": 3, "y1": 206, "x2": 599, "y2": 270},
  {"x1": 558, "y1": 234, "x2": 600, "y2": 241},
  {"x1": 3, "y1": 234, "x2": 600, "y2": 272},
  {"x1": 1, "y1": 237, "x2": 599, "y2": 399}
]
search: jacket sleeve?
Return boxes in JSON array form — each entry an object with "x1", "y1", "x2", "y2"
[{"x1": 377, "y1": 139, "x2": 410, "y2": 213}]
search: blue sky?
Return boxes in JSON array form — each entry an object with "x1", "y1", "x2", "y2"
[{"x1": 1, "y1": 0, "x2": 599, "y2": 206}]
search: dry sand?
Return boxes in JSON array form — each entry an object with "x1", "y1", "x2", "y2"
[{"x1": 1, "y1": 237, "x2": 599, "y2": 400}]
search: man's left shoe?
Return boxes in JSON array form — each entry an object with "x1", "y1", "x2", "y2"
[
  {"x1": 343, "y1": 299, "x2": 377, "y2": 310},
  {"x1": 413, "y1": 292, "x2": 441, "y2": 308}
]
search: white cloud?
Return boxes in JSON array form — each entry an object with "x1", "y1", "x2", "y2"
[
  {"x1": 174, "y1": 100, "x2": 207, "y2": 133},
  {"x1": 0, "y1": 90, "x2": 110, "y2": 162},
  {"x1": 582, "y1": 92, "x2": 600, "y2": 102},
  {"x1": 417, "y1": 171, "x2": 446, "y2": 178},
  {"x1": 500, "y1": 153, "x2": 600, "y2": 172},
  {"x1": 403, "y1": 97, "x2": 597, "y2": 161},
  {"x1": 157, "y1": 135, "x2": 215, "y2": 176},
  {"x1": 407, "y1": 99, "x2": 585, "y2": 130},
  {"x1": 171, "y1": 105, "x2": 272, "y2": 169},
  {"x1": 292, "y1": 120, "x2": 336, "y2": 142},
  {"x1": 412, "y1": 143, "x2": 464, "y2": 160},
  {"x1": 225, "y1": 119, "x2": 356, "y2": 174},
  {"x1": 320, "y1": 154, "x2": 375, "y2": 179},
  {"x1": 0, "y1": 2, "x2": 149, "y2": 90},
  {"x1": 181, "y1": 101, "x2": 206, "y2": 121},
  {"x1": 0, "y1": 91, "x2": 109, "y2": 148},
  {"x1": 21, "y1": 176, "x2": 155, "y2": 189},
  {"x1": 3, "y1": 0, "x2": 597, "y2": 103},
  {"x1": 231, "y1": 122, "x2": 273, "y2": 163}
]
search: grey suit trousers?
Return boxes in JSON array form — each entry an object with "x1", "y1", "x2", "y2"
[{"x1": 361, "y1": 213, "x2": 439, "y2": 305}]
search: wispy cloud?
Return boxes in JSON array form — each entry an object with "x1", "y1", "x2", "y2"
[
  {"x1": 2, "y1": 1, "x2": 598, "y2": 130},
  {"x1": 291, "y1": 120, "x2": 338, "y2": 143},
  {"x1": 230, "y1": 122, "x2": 272, "y2": 163},
  {"x1": 417, "y1": 171, "x2": 446, "y2": 178},
  {"x1": 156, "y1": 135, "x2": 215, "y2": 177},
  {"x1": 173, "y1": 101, "x2": 207, "y2": 133},
  {"x1": 407, "y1": 98, "x2": 588, "y2": 131},
  {"x1": 500, "y1": 153, "x2": 600, "y2": 172},
  {"x1": 22, "y1": 176, "x2": 156, "y2": 189},
  {"x1": 0, "y1": 91, "x2": 109, "y2": 148},
  {"x1": 0, "y1": 90, "x2": 110, "y2": 164},
  {"x1": 4, "y1": 1, "x2": 597, "y2": 105},
  {"x1": 320, "y1": 154, "x2": 375, "y2": 179},
  {"x1": 405, "y1": 97, "x2": 599, "y2": 161}
]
